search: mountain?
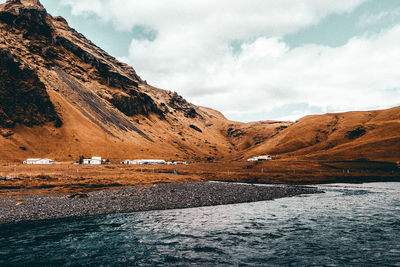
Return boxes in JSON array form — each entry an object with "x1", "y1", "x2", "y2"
[
  {"x1": 0, "y1": 0, "x2": 399, "y2": 163},
  {"x1": 229, "y1": 107, "x2": 400, "y2": 162},
  {"x1": 0, "y1": 0, "x2": 237, "y2": 161}
]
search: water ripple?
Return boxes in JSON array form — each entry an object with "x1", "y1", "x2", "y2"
[{"x1": 0, "y1": 182, "x2": 399, "y2": 266}]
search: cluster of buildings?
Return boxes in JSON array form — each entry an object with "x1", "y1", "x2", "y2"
[
  {"x1": 23, "y1": 156, "x2": 190, "y2": 165},
  {"x1": 121, "y1": 159, "x2": 189, "y2": 165},
  {"x1": 24, "y1": 156, "x2": 103, "y2": 165},
  {"x1": 23, "y1": 155, "x2": 272, "y2": 165},
  {"x1": 82, "y1": 157, "x2": 102, "y2": 165},
  {"x1": 247, "y1": 155, "x2": 272, "y2": 162},
  {"x1": 23, "y1": 158, "x2": 55, "y2": 165}
]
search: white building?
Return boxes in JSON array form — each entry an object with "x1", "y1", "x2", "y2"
[
  {"x1": 122, "y1": 160, "x2": 136, "y2": 165},
  {"x1": 247, "y1": 155, "x2": 272, "y2": 162},
  {"x1": 173, "y1": 161, "x2": 190, "y2": 165},
  {"x1": 123, "y1": 159, "x2": 166, "y2": 165},
  {"x1": 83, "y1": 157, "x2": 102, "y2": 165},
  {"x1": 24, "y1": 158, "x2": 55, "y2": 165}
]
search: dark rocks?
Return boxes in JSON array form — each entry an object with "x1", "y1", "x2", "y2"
[
  {"x1": 185, "y1": 107, "x2": 197, "y2": 118},
  {"x1": 68, "y1": 193, "x2": 89, "y2": 199},
  {"x1": 347, "y1": 126, "x2": 367, "y2": 140},
  {"x1": 53, "y1": 117, "x2": 63, "y2": 128},
  {"x1": 0, "y1": 49, "x2": 60, "y2": 128},
  {"x1": 109, "y1": 90, "x2": 164, "y2": 118},
  {"x1": 53, "y1": 16, "x2": 67, "y2": 25},
  {"x1": 169, "y1": 92, "x2": 199, "y2": 118},
  {"x1": 227, "y1": 127, "x2": 244, "y2": 138},
  {"x1": 54, "y1": 36, "x2": 141, "y2": 89},
  {"x1": 275, "y1": 125, "x2": 288, "y2": 131},
  {"x1": 189, "y1": 124, "x2": 202, "y2": 133},
  {"x1": 0, "y1": 129, "x2": 13, "y2": 137},
  {"x1": 0, "y1": 182, "x2": 321, "y2": 224},
  {"x1": 169, "y1": 91, "x2": 187, "y2": 107},
  {"x1": 0, "y1": 1, "x2": 52, "y2": 41},
  {"x1": 41, "y1": 46, "x2": 58, "y2": 60}
]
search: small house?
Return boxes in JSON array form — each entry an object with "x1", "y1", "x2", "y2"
[
  {"x1": 122, "y1": 160, "x2": 136, "y2": 165},
  {"x1": 133, "y1": 159, "x2": 166, "y2": 165},
  {"x1": 83, "y1": 157, "x2": 102, "y2": 165},
  {"x1": 24, "y1": 158, "x2": 55, "y2": 165},
  {"x1": 174, "y1": 161, "x2": 190, "y2": 165},
  {"x1": 247, "y1": 155, "x2": 272, "y2": 162}
]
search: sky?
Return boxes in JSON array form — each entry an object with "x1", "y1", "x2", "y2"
[{"x1": 2, "y1": 0, "x2": 400, "y2": 122}]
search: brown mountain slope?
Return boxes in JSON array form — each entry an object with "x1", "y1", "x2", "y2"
[
  {"x1": 232, "y1": 107, "x2": 400, "y2": 162},
  {"x1": 0, "y1": 0, "x2": 398, "y2": 163},
  {"x1": 0, "y1": 0, "x2": 236, "y2": 161}
]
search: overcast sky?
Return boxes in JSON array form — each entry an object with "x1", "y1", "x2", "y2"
[{"x1": 3, "y1": 0, "x2": 400, "y2": 122}]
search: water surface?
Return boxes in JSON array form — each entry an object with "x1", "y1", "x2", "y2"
[{"x1": 0, "y1": 183, "x2": 399, "y2": 266}]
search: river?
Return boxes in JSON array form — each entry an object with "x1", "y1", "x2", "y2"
[{"x1": 0, "y1": 182, "x2": 399, "y2": 266}]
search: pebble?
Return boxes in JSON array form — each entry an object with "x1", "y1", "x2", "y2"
[{"x1": 0, "y1": 182, "x2": 321, "y2": 224}]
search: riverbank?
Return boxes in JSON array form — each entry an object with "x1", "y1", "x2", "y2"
[
  {"x1": 0, "y1": 182, "x2": 320, "y2": 224},
  {"x1": 0, "y1": 161, "x2": 398, "y2": 197}
]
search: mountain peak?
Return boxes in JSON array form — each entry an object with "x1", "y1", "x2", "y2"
[
  {"x1": 1, "y1": 0, "x2": 45, "y2": 11},
  {"x1": 7, "y1": 0, "x2": 43, "y2": 7}
]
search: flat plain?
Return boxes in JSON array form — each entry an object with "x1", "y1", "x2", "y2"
[{"x1": 0, "y1": 160, "x2": 398, "y2": 196}]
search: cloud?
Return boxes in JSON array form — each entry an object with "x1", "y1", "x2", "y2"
[
  {"x1": 358, "y1": 8, "x2": 400, "y2": 27},
  {"x1": 126, "y1": 26, "x2": 400, "y2": 122},
  {"x1": 59, "y1": 0, "x2": 400, "y2": 122},
  {"x1": 62, "y1": 0, "x2": 366, "y2": 37}
]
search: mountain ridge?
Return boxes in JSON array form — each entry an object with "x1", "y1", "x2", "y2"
[{"x1": 0, "y1": 0, "x2": 399, "y2": 163}]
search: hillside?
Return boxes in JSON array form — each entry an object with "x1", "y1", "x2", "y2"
[
  {"x1": 230, "y1": 107, "x2": 400, "y2": 162},
  {"x1": 0, "y1": 0, "x2": 238, "y2": 162},
  {"x1": 0, "y1": 0, "x2": 399, "y2": 164}
]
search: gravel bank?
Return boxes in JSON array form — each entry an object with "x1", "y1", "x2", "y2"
[{"x1": 0, "y1": 182, "x2": 321, "y2": 224}]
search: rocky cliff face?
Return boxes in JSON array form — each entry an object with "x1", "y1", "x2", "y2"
[
  {"x1": 0, "y1": 1, "x2": 59, "y2": 128},
  {"x1": 0, "y1": 0, "x2": 169, "y2": 122},
  {"x1": 0, "y1": 48, "x2": 59, "y2": 128}
]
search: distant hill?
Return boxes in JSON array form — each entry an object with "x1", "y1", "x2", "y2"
[
  {"x1": 0, "y1": 0, "x2": 398, "y2": 163},
  {"x1": 228, "y1": 107, "x2": 400, "y2": 162}
]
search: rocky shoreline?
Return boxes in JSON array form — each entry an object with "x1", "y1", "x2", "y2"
[{"x1": 0, "y1": 182, "x2": 321, "y2": 224}]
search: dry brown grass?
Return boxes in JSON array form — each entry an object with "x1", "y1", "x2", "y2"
[{"x1": 0, "y1": 160, "x2": 398, "y2": 196}]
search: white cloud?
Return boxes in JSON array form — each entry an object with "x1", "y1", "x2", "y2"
[
  {"x1": 128, "y1": 26, "x2": 400, "y2": 122},
  {"x1": 62, "y1": 0, "x2": 366, "y2": 37},
  {"x1": 60, "y1": 0, "x2": 400, "y2": 122}
]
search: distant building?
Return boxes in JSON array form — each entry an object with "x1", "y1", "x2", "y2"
[
  {"x1": 23, "y1": 158, "x2": 55, "y2": 165},
  {"x1": 122, "y1": 160, "x2": 136, "y2": 165},
  {"x1": 174, "y1": 161, "x2": 190, "y2": 165},
  {"x1": 83, "y1": 157, "x2": 102, "y2": 165},
  {"x1": 247, "y1": 155, "x2": 272, "y2": 162},
  {"x1": 122, "y1": 159, "x2": 166, "y2": 165}
]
